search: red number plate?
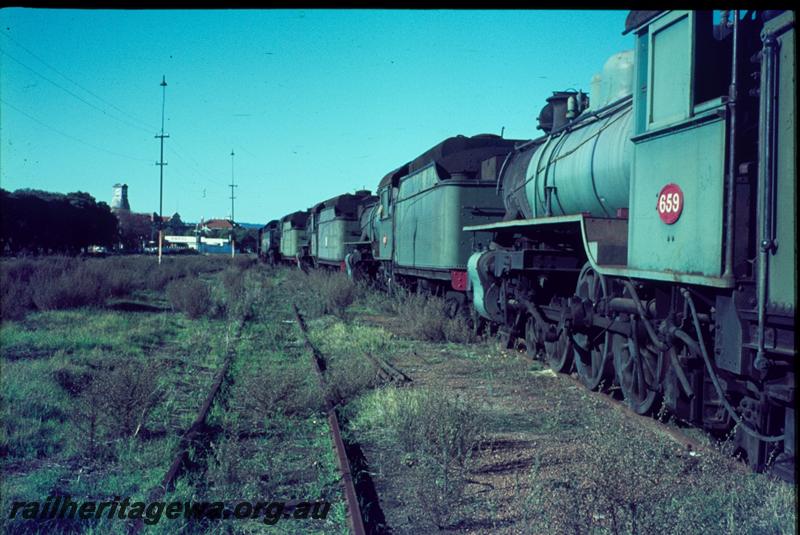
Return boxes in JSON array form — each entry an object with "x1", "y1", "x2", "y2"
[{"x1": 656, "y1": 183, "x2": 683, "y2": 225}]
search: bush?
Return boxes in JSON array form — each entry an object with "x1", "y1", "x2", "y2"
[
  {"x1": 166, "y1": 278, "x2": 211, "y2": 319},
  {"x1": 30, "y1": 262, "x2": 111, "y2": 311},
  {"x1": 71, "y1": 358, "x2": 162, "y2": 459},
  {"x1": 283, "y1": 269, "x2": 358, "y2": 319},
  {"x1": 237, "y1": 362, "x2": 323, "y2": 420},
  {"x1": 351, "y1": 387, "x2": 485, "y2": 529},
  {"x1": 393, "y1": 292, "x2": 476, "y2": 343}
]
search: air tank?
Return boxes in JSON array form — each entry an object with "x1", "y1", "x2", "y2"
[{"x1": 502, "y1": 50, "x2": 634, "y2": 219}]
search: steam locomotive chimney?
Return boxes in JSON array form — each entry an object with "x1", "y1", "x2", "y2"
[{"x1": 537, "y1": 91, "x2": 576, "y2": 134}]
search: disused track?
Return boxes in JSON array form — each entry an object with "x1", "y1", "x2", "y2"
[
  {"x1": 364, "y1": 351, "x2": 413, "y2": 386},
  {"x1": 292, "y1": 304, "x2": 368, "y2": 535},
  {"x1": 129, "y1": 322, "x2": 242, "y2": 535}
]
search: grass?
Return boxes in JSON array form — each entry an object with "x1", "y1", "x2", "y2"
[
  {"x1": 2, "y1": 256, "x2": 795, "y2": 534},
  {"x1": 1, "y1": 256, "x2": 349, "y2": 534}
]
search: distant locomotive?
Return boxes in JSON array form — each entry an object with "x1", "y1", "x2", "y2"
[
  {"x1": 466, "y1": 10, "x2": 795, "y2": 478},
  {"x1": 257, "y1": 219, "x2": 281, "y2": 265},
  {"x1": 307, "y1": 190, "x2": 377, "y2": 270},
  {"x1": 263, "y1": 10, "x2": 795, "y2": 479}
]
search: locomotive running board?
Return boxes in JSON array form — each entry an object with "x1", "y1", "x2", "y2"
[{"x1": 465, "y1": 214, "x2": 734, "y2": 289}]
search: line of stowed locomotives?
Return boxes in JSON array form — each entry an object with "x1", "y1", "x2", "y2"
[{"x1": 258, "y1": 11, "x2": 796, "y2": 480}]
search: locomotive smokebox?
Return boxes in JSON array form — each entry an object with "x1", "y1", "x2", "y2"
[{"x1": 503, "y1": 49, "x2": 634, "y2": 219}]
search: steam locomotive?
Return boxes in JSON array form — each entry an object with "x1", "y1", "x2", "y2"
[{"x1": 259, "y1": 10, "x2": 795, "y2": 479}]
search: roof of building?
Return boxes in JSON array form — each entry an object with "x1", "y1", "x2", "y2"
[{"x1": 202, "y1": 218, "x2": 234, "y2": 230}]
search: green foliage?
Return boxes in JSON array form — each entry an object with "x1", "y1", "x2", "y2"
[{"x1": 350, "y1": 386, "x2": 485, "y2": 528}]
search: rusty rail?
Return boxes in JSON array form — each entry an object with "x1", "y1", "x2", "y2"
[
  {"x1": 129, "y1": 323, "x2": 240, "y2": 535},
  {"x1": 292, "y1": 304, "x2": 367, "y2": 535}
]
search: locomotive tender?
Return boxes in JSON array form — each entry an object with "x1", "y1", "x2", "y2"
[
  {"x1": 262, "y1": 9, "x2": 794, "y2": 478},
  {"x1": 346, "y1": 134, "x2": 522, "y2": 313},
  {"x1": 466, "y1": 10, "x2": 795, "y2": 478}
]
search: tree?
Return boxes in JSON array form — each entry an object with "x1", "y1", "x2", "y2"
[{"x1": 116, "y1": 209, "x2": 153, "y2": 251}]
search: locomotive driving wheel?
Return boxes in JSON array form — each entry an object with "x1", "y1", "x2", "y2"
[
  {"x1": 543, "y1": 302, "x2": 573, "y2": 373},
  {"x1": 572, "y1": 264, "x2": 614, "y2": 390},
  {"x1": 612, "y1": 315, "x2": 665, "y2": 415}
]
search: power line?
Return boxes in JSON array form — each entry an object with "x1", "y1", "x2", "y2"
[
  {"x1": 0, "y1": 49, "x2": 156, "y2": 136},
  {"x1": 0, "y1": 97, "x2": 152, "y2": 163},
  {"x1": 0, "y1": 30, "x2": 159, "y2": 134}
]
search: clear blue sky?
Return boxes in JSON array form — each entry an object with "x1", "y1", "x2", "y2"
[{"x1": 0, "y1": 9, "x2": 631, "y2": 224}]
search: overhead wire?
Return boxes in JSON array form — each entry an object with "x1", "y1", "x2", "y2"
[
  {"x1": 1, "y1": 97, "x2": 152, "y2": 163},
  {"x1": 0, "y1": 30, "x2": 159, "y2": 134},
  {"x1": 0, "y1": 49, "x2": 156, "y2": 136}
]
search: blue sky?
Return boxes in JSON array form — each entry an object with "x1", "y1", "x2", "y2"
[{"x1": 0, "y1": 9, "x2": 631, "y2": 224}]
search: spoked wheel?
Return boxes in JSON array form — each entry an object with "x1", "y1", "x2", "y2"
[
  {"x1": 572, "y1": 264, "x2": 614, "y2": 390},
  {"x1": 543, "y1": 305, "x2": 573, "y2": 373},
  {"x1": 612, "y1": 316, "x2": 665, "y2": 414},
  {"x1": 524, "y1": 315, "x2": 544, "y2": 360}
]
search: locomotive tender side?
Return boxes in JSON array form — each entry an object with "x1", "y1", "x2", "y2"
[
  {"x1": 466, "y1": 10, "x2": 795, "y2": 479},
  {"x1": 349, "y1": 134, "x2": 521, "y2": 307}
]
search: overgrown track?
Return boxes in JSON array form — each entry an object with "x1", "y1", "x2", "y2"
[
  {"x1": 292, "y1": 304, "x2": 367, "y2": 535},
  {"x1": 129, "y1": 321, "x2": 242, "y2": 535},
  {"x1": 364, "y1": 352, "x2": 413, "y2": 386}
]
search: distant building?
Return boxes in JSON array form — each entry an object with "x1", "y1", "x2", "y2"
[
  {"x1": 198, "y1": 218, "x2": 234, "y2": 233},
  {"x1": 111, "y1": 183, "x2": 130, "y2": 211}
]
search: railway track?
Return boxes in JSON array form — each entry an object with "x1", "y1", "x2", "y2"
[
  {"x1": 130, "y1": 322, "x2": 242, "y2": 535},
  {"x1": 364, "y1": 351, "x2": 413, "y2": 386},
  {"x1": 292, "y1": 304, "x2": 367, "y2": 535}
]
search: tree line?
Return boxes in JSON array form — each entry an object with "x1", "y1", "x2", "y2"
[
  {"x1": 1, "y1": 188, "x2": 118, "y2": 255},
  {"x1": 1, "y1": 188, "x2": 260, "y2": 255}
]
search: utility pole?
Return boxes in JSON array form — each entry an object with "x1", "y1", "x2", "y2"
[
  {"x1": 229, "y1": 149, "x2": 237, "y2": 258},
  {"x1": 155, "y1": 75, "x2": 169, "y2": 265}
]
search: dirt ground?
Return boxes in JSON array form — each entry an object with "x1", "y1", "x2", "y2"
[{"x1": 350, "y1": 313, "x2": 793, "y2": 535}]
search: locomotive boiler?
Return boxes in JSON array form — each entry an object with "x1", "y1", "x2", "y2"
[{"x1": 466, "y1": 10, "x2": 795, "y2": 479}]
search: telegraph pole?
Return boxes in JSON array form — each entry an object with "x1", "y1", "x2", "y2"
[
  {"x1": 156, "y1": 75, "x2": 169, "y2": 265},
  {"x1": 229, "y1": 149, "x2": 237, "y2": 258}
]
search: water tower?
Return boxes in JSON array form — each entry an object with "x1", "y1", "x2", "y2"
[{"x1": 111, "y1": 183, "x2": 130, "y2": 211}]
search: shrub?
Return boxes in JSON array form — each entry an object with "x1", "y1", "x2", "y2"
[
  {"x1": 282, "y1": 269, "x2": 358, "y2": 319},
  {"x1": 237, "y1": 362, "x2": 323, "y2": 420},
  {"x1": 0, "y1": 274, "x2": 33, "y2": 321},
  {"x1": 350, "y1": 387, "x2": 485, "y2": 529},
  {"x1": 71, "y1": 358, "x2": 162, "y2": 459},
  {"x1": 166, "y1": 278, "x2": 211, "y2": 319},
  {"x1": 392, "y1": 292, "x2": 476, "y2": 343},
  {"x1": 30, "y1": 262, "x2": 111, "y2": 311}
]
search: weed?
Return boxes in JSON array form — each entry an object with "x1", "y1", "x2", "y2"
[
  {"x1": 282, "y1": 269, "x2": 358, "y2": 319},
  {"x1": 350, "y1": 386, "x2": 485, "y2": 528},
  {"x1": 236, "y1": 361, "x2": 323, "y2": 420},
  {"x1": 392, "y1": 292, "x2": 476, "y2": 343},
  {"x1": 166, "y1": 277, "x2": 211, "y2": 319}
]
